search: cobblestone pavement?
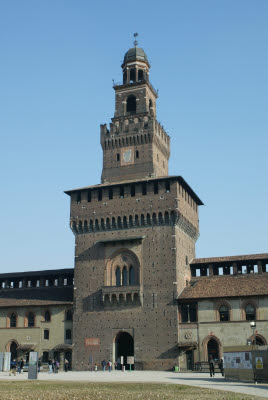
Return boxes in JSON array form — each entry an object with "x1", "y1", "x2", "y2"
[{"x1": 0, "y1": 371, "x2": 267, "y2": 398}]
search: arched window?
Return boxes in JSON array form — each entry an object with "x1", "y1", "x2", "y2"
[
  {"x1": 138, "y1": 69, "x2": 143, "y2": 81},
  {"x1": 136, "y1": 150, "x2": 139, "y2": 159},
  {"x1": 219, "y1": 305, "x2": 229, "y2": 321},
  {"x1": 66, "y1": 310, "x2": 72, "y2": 321},
  {"x1": 10, "y1": 313, "x2": 17, "y2": 328},
  {"x1": 116, "y1": 267, "x2": 121, "y2": 286},
  {"x1": 130, "y1": 68, "x2": 136, "y2": 83},
  {"x1": 122, "y1": 267, "x2": 128, "y2": 286},
  {"x1": 129, "y1": 266, "x2": 135, "y2": 285},
  {"x1": 245, "y1": 304, "x2": 256, "y2": 321},
  {"x1": 44, "y1": 311, "x2": 51, "y2": 322},
  {"x1": 28, "y1": 312, "x2": 35, "y2": 327},
  {"x1": 127, "y1": 95, "x2": 136, "y2": 114}
]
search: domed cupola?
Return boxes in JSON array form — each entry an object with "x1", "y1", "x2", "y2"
[
  {"x1": 122, "y1": 33, "x2": 150, "y2": 84},
  {"x1": 122, "y1": 46, "x2": 150, "y2": 67}
]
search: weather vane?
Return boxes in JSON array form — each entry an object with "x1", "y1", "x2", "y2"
[{"x1": 133, "y1": 32, "x2": 138, "y2": 47}]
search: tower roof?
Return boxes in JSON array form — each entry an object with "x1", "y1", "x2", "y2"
[{"x1": 123, "y1": 47, "x2": 149, "y2": 66}]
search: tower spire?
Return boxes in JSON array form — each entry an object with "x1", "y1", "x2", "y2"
[{"x1": 133, "y1": 32, "x2": 138, "y2": 47}]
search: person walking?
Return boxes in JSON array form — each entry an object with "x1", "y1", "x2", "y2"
[
  {"x1": 9, "y1": 359, "x2": 17, "y2": 376},
  {"x1": 108, "y1": 360, "x2": 112, "y2": 372},
  {"x1": 48, "y1": 358, "x2": 53, "y2": 374},
  {"x1": 64, "y1": 358, "x2": 69, "y2": 372},
  {"x1": 218, "y1": 358, "x2": 224, "y2": 376},
  {"x1": 18, "y1": 358, "x2": 24, "y2": 374},
  {"x1": 114, "y1": 361, "x2": 117, "y2": 371},
  {"x1": 101, "y1": 359, "x2": 106, "y2": 372},
  {"x1": 208, "y1": 355, "x2": 215, "y2": 377}
]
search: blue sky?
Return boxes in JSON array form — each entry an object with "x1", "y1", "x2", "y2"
[{"x1": 0, "y1": 0, "x2": 267, "y2": 273}]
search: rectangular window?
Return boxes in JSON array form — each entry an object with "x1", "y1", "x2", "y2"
[
  {"x1": 120, "y1": 186, "x2": 124, "y2": 198},
  {"x1": 154, "y1": 182, "x2": 158, "y2": 194},
  {"x1": 131, "y1": 184, "x2": 135, "y2": 197},
  {"x1": 165, "y1": 181, "x2": 170, "y2": 193},
  {"x1": 87, "y1": 190, "x2": 91, "y2": 202},
  {"x1": 66, "y1": 329, "x2": 72, "y2": 340},
  {"x1": 109, "y1": 188, "x2": 113, "y2": 200},
  {"x1": 142, "y1": 183, "x2": 147, "y2": 195},
  {"x1": 76, "y1": 192, "x2": 81, "y2": 204},
  {"x1": 117, "y1": 153, "x2": 120, "y2": 161},
  {"x1": 98, "y1": 189, "x2": 102, "y2": 201},
  {"x1": 181, "y1": 303, "x2": 197, "y2": 323},
  {"x1": 44, "y1": 329, "x2": 49, "y2": 340}
]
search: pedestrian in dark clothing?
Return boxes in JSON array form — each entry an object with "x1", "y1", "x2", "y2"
[
  {"x1": 64, "y1": 358, "x2": 69, "y2": 372},
  {"x1": 218, "y1": 358, "x2": 224, "y2": 376},
  {"x1": 208, "y1": 355, "x2": 215, "y2": 377},
  {"x1": 101, "y1": 359, "x2": 106, "y2": 372},
  {"x1": 10, "y1": 359, "x2": 17, "y2": 376},
  {"x1": 18, "y1": 358, "x2": 24, "y2": 374}
]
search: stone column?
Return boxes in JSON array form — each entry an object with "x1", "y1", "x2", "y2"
[
  {"x1": 208, "y1": 264, "x2": 213, "y2": 276},
  {"x1": 257, "y1": 261, "x2": 263, "y2": 274},
  {"x1": 126, "y1": 68, "x2": 130, "y2": 83},
  {"x1": 232, "y1": 262, "x2": 238, "y2": 275}
]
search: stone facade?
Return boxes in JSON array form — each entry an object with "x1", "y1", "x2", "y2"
[
  {"x1": 0, "y1": 269, "x2": 73, "y2": 369},
  {"x1": 65, "y1": 45, "x2": 203, "y2": 371},
  {"x1": 1, "y1": 43, "x2": 267, "y2": 372},
  {"x1": 178, "y1": 254, "x2": 268, "y2": 370}
]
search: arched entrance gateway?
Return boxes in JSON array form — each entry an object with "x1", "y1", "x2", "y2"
[
  {"x1": 9, "y1": 341, "x2": 18, "y2": 360},
  {"x1": 207, "y1": 338, "x2": 219, "y2": 361},
  {"x1": 114, "y1": 331, "x2": 134, "y2": 370}
]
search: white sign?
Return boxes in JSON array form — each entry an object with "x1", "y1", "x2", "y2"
[{"x1": 224, "y1": 352, "x2": 252, "y2": 370}]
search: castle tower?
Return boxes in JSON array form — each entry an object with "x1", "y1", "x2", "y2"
[
  {"x1": 65, "y1": 39, "x2": 203, "y2": 370},
  {"x1": 101, "y1": 41, "x2": 170, "y2": 183}
]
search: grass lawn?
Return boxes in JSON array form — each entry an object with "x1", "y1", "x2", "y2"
[{"x1": 0, "y1": 381, "x2": 263, "y2": 400}]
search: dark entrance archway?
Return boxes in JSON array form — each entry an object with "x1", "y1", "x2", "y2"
[
  {"x1": 10, "y1": 341, "x2": 18, "y2": 360},
  {"x1": 115, "y1": 331, "x2": 134, "y2": 370},
  {"x1": 207, "y1": 338, "x2": 219, "y2": 361}
]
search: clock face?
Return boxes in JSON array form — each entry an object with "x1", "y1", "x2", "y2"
[{"x1": 121, "y1": 147, "x2": 134, "y2": 166}]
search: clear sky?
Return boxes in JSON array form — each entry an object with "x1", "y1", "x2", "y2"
[{"x1": 0, "y1": 0, "x2": 267, "y2": 274}]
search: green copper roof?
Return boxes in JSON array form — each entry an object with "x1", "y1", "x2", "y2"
[{"x1": 123, "y1": 47, "x2": 149, "y2": 64}]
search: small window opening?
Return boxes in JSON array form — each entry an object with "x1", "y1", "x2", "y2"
[
  {"x1": 120, "y1": 186, "x2": 124, "y2": 198},
  {"x1": 138, "y1": 69, "x2": 143, "y2": 81},
  {"x1": 130, "y1": 68, "x2": 136, "y2": 83},
  {"x1": 136, "y1": 150, "x2": 139, "y2": 159},
  {"x1": 219, "y1": 305, "x2": 229, "y2": 321},
  {"x1": 44, "y1": 329, "x2": 49, "y2": 340},
  {"x1": 165, "y1": 181, "x2": 170, "y2": 193},
  {"x1": 109, "y1": 188, "x2": 113, "y2": 200},
  {"x1": 154, "y1": 182, "x2": 159, "y2": 194},
  {"x1": 117, "y1": 153, "x2": 120, "y2": 161},
  {"x1": 87, "y1": 190, "x2": 91, "y2": 202},
  {"x1": 127, "y1": 95, "x2": 136, "y2": 114},
  {"x1": 76, "y1": 192, "x2": 81, "y2": 204},
  {"x1": 149, "y1": 99, "x2": 152, "y2": 108},
  {"x1": 66, "y1": 329, "x2": 72, "y2": 340},
  {"x1": 44, "y1": 311, "x2": 51, "y2": 322},
  {"x1": 131, "y1": 184, "x2": 135, "y2": 197},
  {"x1": 98, "y1": 189, "x2": 102, "y2": 201}
]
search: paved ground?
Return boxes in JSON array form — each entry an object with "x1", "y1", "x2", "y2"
[{"x1": 0, "y1": 371, "x2": 268, "y2": 398}]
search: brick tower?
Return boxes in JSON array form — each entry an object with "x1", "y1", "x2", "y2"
[{"x1": 65, "y1": 39, "x2": 203, "y2": 370}]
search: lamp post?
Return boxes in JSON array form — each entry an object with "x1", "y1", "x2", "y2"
[{"x1": 250, "y1": 321, "x2": 256, "y2": 347}]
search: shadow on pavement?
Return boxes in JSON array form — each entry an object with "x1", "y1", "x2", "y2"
[{"x1": 169, "y1": 376, "x2": 268, "y2": 391}]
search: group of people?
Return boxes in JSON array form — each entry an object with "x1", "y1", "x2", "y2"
[
  {"x1": 101, "y1": 359, "x2": 115, "y2": 372},
  {"x1": 208, "y1": 355, "x2": 224, "y2": 377},
  {"x1": 9, "y1": 358, "x2": 25, "y2": 376},
  {"x1": 48, "y1": 358, "x2": 60, "y2": 373}
]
